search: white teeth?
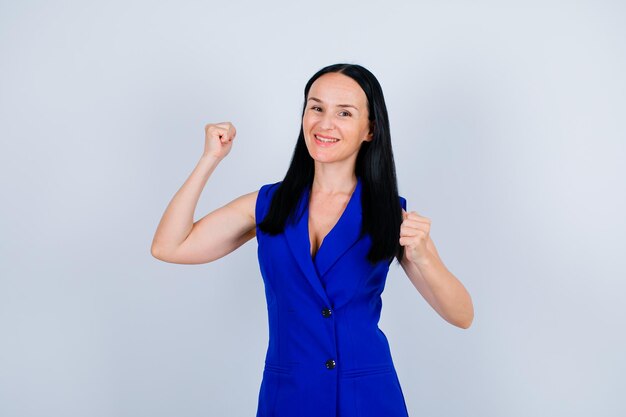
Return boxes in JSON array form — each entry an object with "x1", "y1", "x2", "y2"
[{"x1": 315, "y1": 135, "x2": 339, "y2": 143}]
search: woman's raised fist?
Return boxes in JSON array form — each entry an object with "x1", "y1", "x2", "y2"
[{"x1": 203, "y1": 122, "x2": 237, "y2": 160}]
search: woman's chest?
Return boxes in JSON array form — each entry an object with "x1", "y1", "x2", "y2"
[{"x1": 307, "y1": 194, "x2": 352, "y2": 259}]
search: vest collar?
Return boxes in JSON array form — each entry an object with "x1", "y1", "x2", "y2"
[{"x1": 284, "y1": 176, "x2": 364, "y2": 304}]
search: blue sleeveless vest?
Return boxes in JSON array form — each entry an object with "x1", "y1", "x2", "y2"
[{"x1": 255, "y1": 175, "x2": 409, "y2": 417}]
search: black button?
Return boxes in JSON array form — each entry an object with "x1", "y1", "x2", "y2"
[
  {"x1": 325, "y1": 359, "x2": 336, "y2": 369},
  {"x1": 321, "y1": 307, "x2": 332, "y2": 318}
]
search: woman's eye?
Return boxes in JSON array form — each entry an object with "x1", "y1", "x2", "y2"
[{"x1": 309, "y1": 107, "x2": 350, "y2": 117}]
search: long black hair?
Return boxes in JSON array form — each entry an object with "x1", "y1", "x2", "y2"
[{"x1": 258, "y1": 63, "x2": 404, "y2": 264}]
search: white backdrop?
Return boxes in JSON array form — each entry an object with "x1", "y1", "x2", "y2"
[{"x1": 1, "y1": 1, "x2": 624, "y2": 416}]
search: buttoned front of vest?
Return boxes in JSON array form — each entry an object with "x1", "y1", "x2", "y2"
[{"x1": 255, "y1": 176, "x2": 409, "y2": 417}]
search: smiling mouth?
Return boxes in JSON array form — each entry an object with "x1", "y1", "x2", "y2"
[{"x1": 314, "y1": 134, "x2": 340, "y2": 143}]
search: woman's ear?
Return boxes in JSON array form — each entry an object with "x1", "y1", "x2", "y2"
[{"x1": 365, "y1": 121, "x2": 375, "y2": 141}]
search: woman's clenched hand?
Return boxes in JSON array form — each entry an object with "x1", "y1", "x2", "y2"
[
  {"x1": 203, "y1": 122, "x2": 237, "y2": 160},
  {"x1": 399, "y1": 209, "x2": 433, "y2": 266}
]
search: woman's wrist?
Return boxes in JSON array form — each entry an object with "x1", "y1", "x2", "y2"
[{"x1": 199, "y1": 153, "x2": 223, "y2": 168}]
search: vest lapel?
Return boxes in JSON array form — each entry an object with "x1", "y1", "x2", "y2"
[
  {"x1": 283, "y1": 184, "x2": 331, "y2": 306},
  {"x1": 313, "y1": 177, "x2": 363, "y2": 278},
  {"x1": 283, "y1": 177, "x2": 364, "y2": 304}
]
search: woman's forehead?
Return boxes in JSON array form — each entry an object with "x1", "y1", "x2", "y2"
[{"x1": 308, "y1": 73, "x2": 366, "y2": 104}]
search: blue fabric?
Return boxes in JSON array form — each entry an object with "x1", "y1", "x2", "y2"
[{"x1": 255, "y1": 176, "x2": 409, "y2": 417}]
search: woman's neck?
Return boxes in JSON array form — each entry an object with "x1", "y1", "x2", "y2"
[{"x1": 311, "y1": 161, "x2": 358, "y2": 194}]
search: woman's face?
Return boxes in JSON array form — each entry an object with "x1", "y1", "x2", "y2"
[{"x1": 302, "y1": 72, "x2": 373, "y2": 166}]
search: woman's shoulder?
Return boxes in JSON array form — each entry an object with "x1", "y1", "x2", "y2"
[
  {"x1": 258, "y1": 180, "x2": 282, "y2": 199},
  {"x1": 256, "y1": 180, "x2": 282, "y2": 220},
  {"x1": 399, "y1": 195, "x2": 407, "y2": 211}
]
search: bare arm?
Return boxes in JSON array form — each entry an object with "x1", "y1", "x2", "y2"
[
  {"x1": 399, "y1": 210, "x2": 474, "y2": 329},
  {"x1": 150, "y1": 122, "x2": 257, "y2": 264}
]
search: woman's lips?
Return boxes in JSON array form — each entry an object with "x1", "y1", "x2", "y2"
[{"x1": 314, "y1": 134, "x2": 340, "y2": 146}]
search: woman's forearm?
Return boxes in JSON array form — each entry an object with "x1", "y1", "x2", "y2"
[
  {"x1": 403, "y1": 251, "x2": 474, "y2": 329},
  {"x1": 151, "y1": 154, "x2": 221, "y2": 257}
]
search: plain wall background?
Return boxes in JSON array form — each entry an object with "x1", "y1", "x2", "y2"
[{"x1": 1, "y1": 1, "x2": 624, "y2": 416}]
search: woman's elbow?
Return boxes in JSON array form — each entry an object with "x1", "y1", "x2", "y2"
[
  {"x1": 151, "y1": 244, "x2": 168, "y2": 261},
  {"x1": 452, "y1": 308, "x2": 474, "y2": 329},
  {"x1": 457, "y1": 315, "x2": 474, "y2": 329},
  {"x1": 150, "y1": 244, "x2": 181, "y2": 263}
]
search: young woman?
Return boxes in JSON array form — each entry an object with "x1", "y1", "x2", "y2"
[{"x1": 151, "y1": 63, "x2": 474, "y2": 417}]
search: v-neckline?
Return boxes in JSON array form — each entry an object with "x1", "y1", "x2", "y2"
[{"x1": 306, "y1": 177, "x2": 361, "y2": 262}]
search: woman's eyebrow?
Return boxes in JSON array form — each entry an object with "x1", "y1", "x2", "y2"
[{"x1": 307, "y1": 97, "x2": 359, "y2": 111}]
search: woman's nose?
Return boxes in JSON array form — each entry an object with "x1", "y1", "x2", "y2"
[{"x1": 319, "y1": 111, "x2": 335, "y2": 130}]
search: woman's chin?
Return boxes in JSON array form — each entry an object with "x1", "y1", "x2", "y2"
[{"x1": 310, "y1": 153, "x2": 347, "y2": 165}]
